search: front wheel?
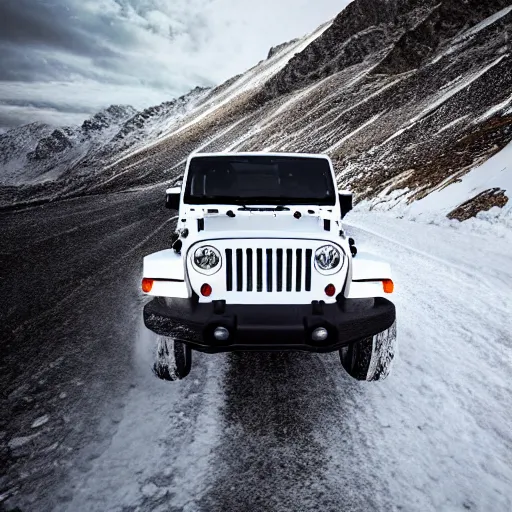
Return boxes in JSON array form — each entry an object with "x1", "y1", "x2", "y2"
[
  {"x1": 340, "y1": 322, "x2": 397, "y2": 381},
  {"x1": 153, "y1": 337, "x2": 192, "y2": 381}
]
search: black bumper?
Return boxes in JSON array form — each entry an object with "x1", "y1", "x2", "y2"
[{"x1": 143, "y1": 297, "x2": 396, "y2": 353}]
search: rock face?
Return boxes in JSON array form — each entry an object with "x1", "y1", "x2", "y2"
[
  {"x1": 267, "y1": 39, "x2": 300, "y2": 60},
  {"x1": 81, "y1": 105, "x2": 137, "y2": 134},
  {"x1": 101, "y1": 87, "x2": 210, "y2": 155},
  {"x1": 1, "y1": 0, "x2": 511, "y2": 216},
  {"x1": 31, "y1": 130, "x2": 73, "y2": 160},
  {"x1": 448, "y1": 188, "x2": 509, "y2": 221}
]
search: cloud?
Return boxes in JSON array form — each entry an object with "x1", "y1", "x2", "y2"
[
  {"x1": 0, "y1": 104, "x2": 90, "y2": 131},
  {"x1": 0, "y1": 0, "x2": 351, "y2": 132}
]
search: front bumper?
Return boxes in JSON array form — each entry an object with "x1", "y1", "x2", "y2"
[{"x1": 143, "y1": 297, "x2": 396, "y2": 353}]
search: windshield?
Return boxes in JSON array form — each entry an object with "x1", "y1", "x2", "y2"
[{"x1": 184, "y1": 155, "x2": 336, "y2": 206}]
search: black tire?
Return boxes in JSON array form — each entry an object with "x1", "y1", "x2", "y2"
[
  {"x1": 340, "y1": 321, "x2": 397, "y2": 381},
  {"x1": 153, "y1": 337, "x2": 192, "y2": 381}
]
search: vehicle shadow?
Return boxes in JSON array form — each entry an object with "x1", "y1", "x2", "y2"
[{"x1": 197, "y1": 351, "x2": 374, "y2": 512}]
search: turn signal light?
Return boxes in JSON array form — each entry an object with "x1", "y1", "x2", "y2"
[
  {"x1": 201, "y1": 283, "x2": 213, "y2": 297},
  {"x1": 383, "y1": 279, "x2": 394, "y2": 294},
  {"x1": 142, "y1": 278, "x2": 154, "y2": 293},
  {"x1": 325, "y1": 284, "x2": 336, "y2": 297}
]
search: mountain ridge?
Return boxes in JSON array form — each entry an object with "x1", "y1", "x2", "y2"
[{"x1": 1, "y1": 0, "x2": 511, "y2": 222}]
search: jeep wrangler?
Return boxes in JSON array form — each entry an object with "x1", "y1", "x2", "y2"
[{"x1": 141, "y1": 153, "x2": 397, "y2": 381}]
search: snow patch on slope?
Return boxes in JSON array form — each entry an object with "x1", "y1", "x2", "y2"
[
  {"x1": 408, "y1": 141, "x2": 512, "y2": 217},
  {"x1": 356, "y1": 142, "x2": 512, "y2": 239}
]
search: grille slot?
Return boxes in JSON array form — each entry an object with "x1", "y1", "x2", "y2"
[
  {"x1": 226, "y1": 249, "x2": 233, "y2": 291},
  {"x1": 246, "y1": 249, "x2": 253, "y2": 292},
  {"x1": 266, "y1": 249, "x2": 273, "y2": 292},
  {"x1": 305, "y1": 249, "x2": 312, "y2": 291},
  {"x1": 286, "y1": 249, "x2": 293, "y2": 292},
  {"x1": 236, "y1": 249, "x2": 243, "y2": 292},
  {"x1": 276, "y1": 249, "x2": 283, "y2": 292},
  {"x1": 296, "y1": 249, "x2": 302, "y2": 292},
  {"x1": 257, "y1": 249, "x2": 263, "y2": 292}
]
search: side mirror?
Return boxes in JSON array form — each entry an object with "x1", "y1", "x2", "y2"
[
  {"x1": 165, "y1": 187, "x2": 181, "y2": 210},
  {"x1": 338, "y1": 191, "x2": 353, "y2": 219}
]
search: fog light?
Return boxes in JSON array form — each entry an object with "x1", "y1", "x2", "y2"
[
  {"x1": 312, "y1": 327, "x2": 329, "y2": 342},
  {"x1": 213, "y1": 327, "x2": 230, "y2": 342},
  {"x1": 201, "y1": 283, "x2": 212, "y2": 297}
]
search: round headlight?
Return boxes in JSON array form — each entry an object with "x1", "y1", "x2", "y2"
[
  {"x1": 193, "y1": 246, "x2": 221, "y2": 274},
  {"x1": 315, "y1": 245, "x2": 343, "y2": 273}
]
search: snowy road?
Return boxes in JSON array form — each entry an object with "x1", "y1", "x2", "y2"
[{"x1": 1, "y1": 193, "x2": 511, "y2": 511}]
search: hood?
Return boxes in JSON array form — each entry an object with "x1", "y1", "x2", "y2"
[
  {"x1": 205, "y1": 214, "x2": 325, "y2": 233},
  {"x1": 185, "y1": 211, "x2": 341, "y2": 243}
]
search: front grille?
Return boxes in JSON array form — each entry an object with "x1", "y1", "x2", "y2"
[{"x1": 225, "y1": 247, "x2": 313, "y2": 292}]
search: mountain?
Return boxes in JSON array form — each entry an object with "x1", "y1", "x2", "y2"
[
  {"x1": 0, "y1": 105, "x2": 138, "y2": 186},
  {"x1": 0, "y1": 123, "x2": 54, "y2": 185},
  {"x1": 1, "y1": 0, "x2": 511, "y2": 223}
]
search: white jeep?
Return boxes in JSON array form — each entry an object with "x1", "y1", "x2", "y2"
[{"x1": 142, "y1": 153, "x2": 397, "y2": 381}]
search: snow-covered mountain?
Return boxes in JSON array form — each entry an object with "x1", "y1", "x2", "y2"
[
  {"x1": 0, "y1": 105, "x2": 138, "y2": 186},
  {"x1": 0, "y1": 123, "x2": 54, "y2": 184},
  {"x1": 1, "y1": 0, "x2": 511, "y2": 223}
]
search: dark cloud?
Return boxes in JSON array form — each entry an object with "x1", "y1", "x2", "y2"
[
  {"x1": 0, "y1": 0, "x2": 129, "y2": 57},
  {"x1": 0, "y1": 0, "x2": 349, "y2": 132}
]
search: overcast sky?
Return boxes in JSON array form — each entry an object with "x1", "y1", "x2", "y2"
[{"x1": 0, "y1": 0, "x2": 351, "y2": 133}]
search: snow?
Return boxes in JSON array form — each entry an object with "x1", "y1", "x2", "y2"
[
  {"x1": 455, "y1": 5, "x2": 512, "y2": 42},
  {"x1": 408, "y1": 141, "x2": 512, "y2": 218},
  {"x1": 355, "y1": 142, "x2": 512, "y2": 241},
  {"x1": 3, "y1": 186, "x2": 512, "y2": 510},
  {"x1": 31, "y1": 415, "x2": 49, "y2": 429},
  {"x1": 8, "y1": 434, "x2": 39, "y2": 450},
  {"x1": 379, "y1": 126, "x2": 410, "y2": 147},
  {"x1": 435, "y1": 114, "x2": 469, "y2": 134},
  {"x1": 49, "y1": 210, "x2": 512, "y2": 511},
  {"x1": 61, "y1": 317, "x2": 227, "y2": 511},
  {"x1": 474, "y1": 94, "x2": 512, "y2": 123},
  {"x1": 341, "y1": 212, "x2": 512, "y2": 511}
]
